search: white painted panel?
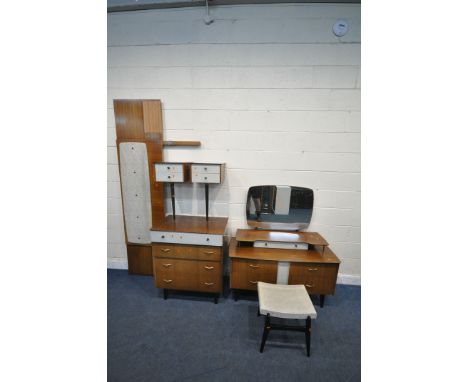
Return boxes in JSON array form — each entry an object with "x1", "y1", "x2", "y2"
[
  {"x1": 275, "y1": 186, "x2": 291, "y2": 215},
  {"x1": 119, "y1": 142, "x2": 152, "y2": 244},
  {"x1": 254, "y1": 241, "x2": 309, "y2": 250},
  {"x1": 155, "y1": 163, "x2": 183, "y2": 173},
  {"x1": 150, "y1": 231, "x2": 223, "y2": 247},
  {"x1": 191, "y1": 164, "x2": 220, "y2": 174},
  {"x1": 191, "y1": 173, "x2": 220, "y2": 184},
  {"x1": 155, "y1": 170, "x2": 184, "y2": 183},
  {"x1": 276, "y1": 262, "x2": 290, "y2": 285}
]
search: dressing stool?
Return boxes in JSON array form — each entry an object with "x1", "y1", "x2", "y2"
[{"x1": 257, "y1": 282, "x2": 317, "y2": 357}]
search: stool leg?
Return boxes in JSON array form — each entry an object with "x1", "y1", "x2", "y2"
[
  {"x1": 305, "y1": 316, "x2": 311, "y2": 357},
  {"x1": 260, "y1": 314, "x2": 271, "y2": 353},
  {"x1": 320, "y1": 294, "x2": 325, "y2": 308}
]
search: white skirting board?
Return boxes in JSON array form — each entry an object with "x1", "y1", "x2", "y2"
[
  {"x1": 106, "y1": 260, "x2": 361, "y2": 286},
  {"x1": 107, "y1": 258, "x2": 128, "y2": 270}
]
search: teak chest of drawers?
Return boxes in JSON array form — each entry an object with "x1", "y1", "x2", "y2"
[
  {"x1": 151, "y1": 215, "x2": 228, "y2": 303},
  {"x1": 229, "y1": 230, "x2": 340, "y2": 307}
]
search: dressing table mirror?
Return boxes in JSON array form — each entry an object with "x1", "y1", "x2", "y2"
[{"x1": 246, "y1": 185, "x2": 314, "y2": 230}]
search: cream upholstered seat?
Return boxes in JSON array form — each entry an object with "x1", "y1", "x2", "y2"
[
  {"x1": 257, "y1": 282, "x2": 317, "y2": 357},
  {"x1": 258, "y1": 282, "x2": 317, "y2": 320}
]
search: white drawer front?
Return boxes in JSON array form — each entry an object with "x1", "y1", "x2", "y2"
[
  {"x1": 192, "y1": 172, "x2": 220, "y2": 184},
  {"x1": 192, "y1": 165, "x2": 220, "y2": 174},
  {"x1": 155, "y1": 171, "x2": 184, "y2": 183},
  {"x1": 254, "y1": 241, "x2": 308, "y2": 250},
  {"x1": 155, "y1": 163, "x2": 183, "y2": 173},
  {"x1": 150, "y1": 231, "x2": 223, "y2": 246}
]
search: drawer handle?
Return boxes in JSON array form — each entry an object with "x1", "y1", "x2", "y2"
[
  {"x1": 249, "y1": 264, "x2": 259, "y2": 268},
  {"x1": 249, "y1": 281, "x2": 258, "y2": 284},
  {"x1": 204, "y1": 282, "x2": 214, "y2": 286},
  {"x1": 204, "y1": 266, "x2": 214, "y2": 270},
  {"x1": 306, "y1": 284, "x2": 315, "y2": 288},
  {"x1": 308, "y1": 268, "x2": 319, "y2": 271},
  {"x1": 203, "y1": 251, "x2": 215, "y2": 254},
  {"x1": 163, "y1": 279, "x2": 173, "y2": 283},
  {"x1": 161, "y1": 248, "x2": 171, "y2": 252},
  {"x1": 162, "y1": 263, "x2": 172, "y2": 268}
]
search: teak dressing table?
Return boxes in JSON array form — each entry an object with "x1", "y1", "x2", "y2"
[{"x1": 230, "y1": 229, "x2": 340, "y2": 307}]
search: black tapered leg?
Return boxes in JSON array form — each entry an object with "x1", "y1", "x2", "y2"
[
  {"x1": 205, "y1": 183, "x2": 209, "y2": 220},
  {"x1": 170, "y1": 182, "x2": 176, "y2": 219},
  {"x1": 214, "y1": 295, "x2": 218, "y2": 304},
  {"x1": 233, "y1": 289, "x2": 238, "y2": 301},
  {"x1": 257, "y1": 306, "x2": 260, "y2": 317},
  {"x1": 260, "y1": 314, "x2": 271, "y2": 353},
  {"x1": 320, "y1": 294, "x2": 325, "y2": 308},
  {"x1": 305, "y1": 316, "x2": 311, "y2": 357},
  {"x1": 163, "y1": 289, "x2": 168, "y2": 300}
]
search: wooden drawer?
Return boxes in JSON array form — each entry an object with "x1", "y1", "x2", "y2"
[
  {"x1": 198, "y1": 261, "x2": 221, "y2": 283},
  {"x1": 230, "y1": 258, "x2": 277, "y2": 291},
  {"x1": 191, "y1": 164, "x2": 220, "y2": 174},
  {"x1": 152, "y1": 244, "x2": 176, "y2": 258},
  {"x1": 153, "y1": 258, "x2": 198, "y2": 290},
  {"x1": 197, "y1": 279, "x2": 222, "y2": 292},
  {"x1": 197, "y1": 246, "x2": 222, "y2": 261},
  {"x1": 289, "y1": 263, "x2": 338, "y2": 295},
  {"x1": 153, "y1": 244, "x2": 199, "y2": 260}
]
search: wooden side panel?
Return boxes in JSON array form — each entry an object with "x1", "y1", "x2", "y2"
[
  {"x1": 127, "y1": 244, "x2": 153, "y2": 275},
  {"x1": 114, "y1": 100, "x2": 145, "y2": 140},
  {"x1": 113, "y1": 99, "x2": 166, "y2": 275}
]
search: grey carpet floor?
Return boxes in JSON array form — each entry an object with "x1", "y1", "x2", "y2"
[{"x1": 108, "y1": 269, "x2": 360, "y2": 382}]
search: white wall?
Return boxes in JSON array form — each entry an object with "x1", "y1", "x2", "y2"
[{"x1": 107, "y1": 3, "x2": 361, "y2": 282}]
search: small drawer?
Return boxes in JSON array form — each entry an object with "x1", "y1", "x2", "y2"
[
  {"x1": 152, "y1": 244, "x2": 175, "y2": 258},
  {"x1": 191, "y1": 172, "x2": 220, "y2": 184},
  {"x1": 197, "y1": 246, "x2": 222, "y2": 261},
  {"x1": 155, "y1": 163, "x2": 183, "y2": 173},
  {"x1": 191, "y1": 164, "x2": 220, "y2": 174},
  {"x1": 155, "y1": 171, "x2": 184, "y2": 183}
]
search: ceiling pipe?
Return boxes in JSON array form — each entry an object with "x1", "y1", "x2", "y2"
[{"x1": 108, "y1": 0, "x2": 360, "y2": 13}]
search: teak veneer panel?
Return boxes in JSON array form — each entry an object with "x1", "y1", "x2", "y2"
[
  {"x1": 229, "y1": 239, "x2": 339, "y2": 263},
  {"x1": 127, "y1": 244, "x2": 153, "y2": 275},
  {"x1": 235, "y1": 229, "x2": 328, "y2": 246},
  {"x1": 151, "y1": 215, "x2": 228, "y2": 235}
]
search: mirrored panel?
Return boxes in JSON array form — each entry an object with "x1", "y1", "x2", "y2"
[{"x1": 246, "y1": 185, "x2": 314, "y2": 230}]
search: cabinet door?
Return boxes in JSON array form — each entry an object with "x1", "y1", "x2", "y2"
[{"x1": 231, "y1": 258, "x2": 277, "y2": 291}]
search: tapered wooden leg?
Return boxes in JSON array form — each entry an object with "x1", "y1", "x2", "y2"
[
  {"x1": 320, "y1": 294, "x2": 325, "y2": 308},
  {"x1": 305, "y1": 316, "x2": 311, "y2": 357},
  {"x1": 260, "y1": 314, "x2": 271, "y2": 353},
  {"x1": 163, "y1": 289, "x2": 168, "y2": 300}
]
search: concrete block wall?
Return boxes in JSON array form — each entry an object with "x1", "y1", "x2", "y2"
[{"x1": 107, "y1": 3, "x2": 361, "y2": 282}]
